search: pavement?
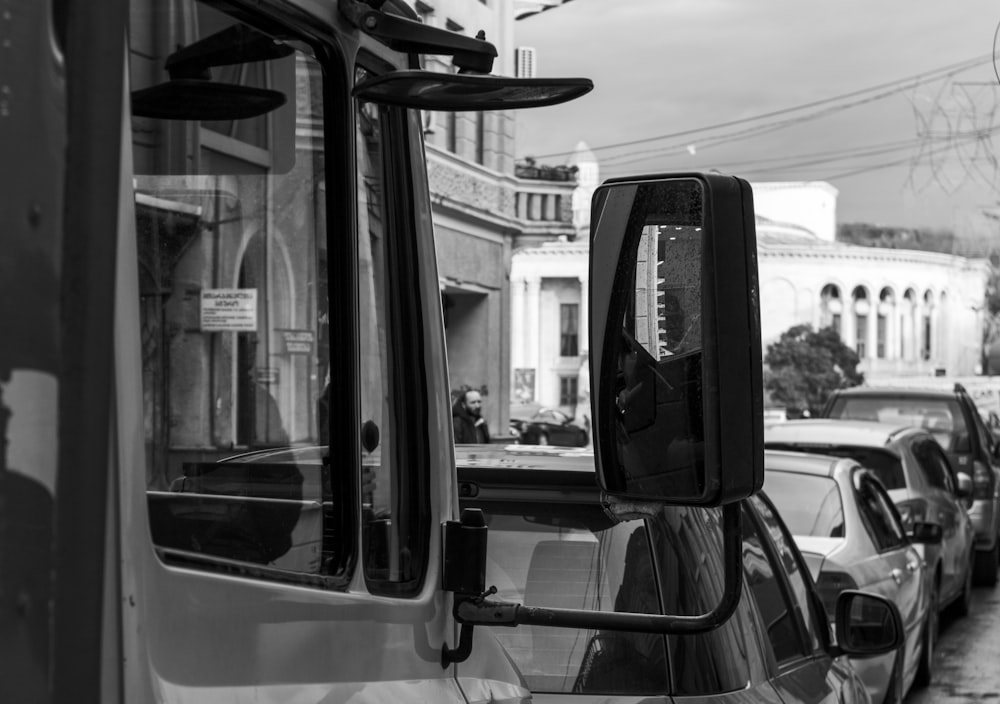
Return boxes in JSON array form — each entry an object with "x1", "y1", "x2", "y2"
[{"x1": 906, "y1": 585, "x2": 1000, "y2": 702}]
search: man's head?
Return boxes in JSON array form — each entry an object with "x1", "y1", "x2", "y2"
[{"x1": 462, "y1": 390, "x2": 483, "y2": 417}]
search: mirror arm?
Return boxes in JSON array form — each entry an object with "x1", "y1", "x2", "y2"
[{"x1": 456, "y1": 504, "x2": 743, "y2": 635}]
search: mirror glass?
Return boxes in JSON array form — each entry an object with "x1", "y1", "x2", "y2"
[
  {"x1": 842, "y1": 593, "x2": 900, "y2": 653},
  {"x1": 601, "y1": 179, "x2": 709, "y2": 501}
]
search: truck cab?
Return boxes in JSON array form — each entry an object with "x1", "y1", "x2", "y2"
[{"x1": 1, "y1": 1, "x2": 904, "y2": 701}]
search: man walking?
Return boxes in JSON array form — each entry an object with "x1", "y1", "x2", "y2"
[{"x1": 452, "y1": 389, "x2": 491, "y2": 444}]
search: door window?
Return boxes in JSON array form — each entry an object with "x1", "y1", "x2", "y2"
[
  {"x1": 648, "y1": 505, "x2": 754, "y2": 695},
  {"x1": 913, "y1": 438, "x2": 954, "y2": 492},
  {"x1": 743, "y1": 495, "x2": 825, "y2": 665},
  {"x1": 136, "y1": 3, "x2": 341, "y2": 581},
  {"x1": 854, "y1": 472, "x2": 907, "y2": 551},
  {"x1": 470, "y1": 502, "x2": 668, "y2": 695}
]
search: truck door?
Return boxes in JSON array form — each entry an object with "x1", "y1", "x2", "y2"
[{"x1": 118, "y1": 2, "x2": 486, "y2": 700}]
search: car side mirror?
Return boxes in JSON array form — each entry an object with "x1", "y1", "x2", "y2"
[
  {"x1": 833, "y1": 590, "x2": 904, "y2": 657},
  {"x1": 956, "y1": 471, "x2": 974, "y2": 499},
  {"x1": 908, "y1": 521, "x2": 943, "y2": 545},
  {"x1": 589, "y1": 174, "x2": 763, "y2": 507}
]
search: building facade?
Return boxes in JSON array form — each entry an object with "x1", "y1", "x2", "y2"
[
  {"x1": 511, "y1": 167, "x2": 991, "y2": 421},
  {"x1": 416, "y1": 0, "x2": 578, "y2": 437}
]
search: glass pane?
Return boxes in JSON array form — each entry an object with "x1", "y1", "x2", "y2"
[
  {"x1": 136, "y1": 2, "x2": 332, "y2": 577},
  {"x1": 648, "y1": 506, "x2": 753, "y2": 695},
  {"x1": 472, "y1": 502, "x2": 668, "y2": 695},
  {"x1": 741, "y1": 504, "x2": 804, "y2": 664},
  {"x1": 763, "y1": 472, "x2": 845, "y2": 538},
  {"x1": 749, "y1": 494, "x2": 821, "y2": 652}
]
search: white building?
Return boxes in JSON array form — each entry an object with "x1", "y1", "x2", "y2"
[{"x1": 510, "y1": 158, "x2": 990, "y2": 416}]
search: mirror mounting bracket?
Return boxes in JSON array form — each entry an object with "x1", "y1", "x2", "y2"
[
  {"x1": 454, "y1": 504, "x2": 744, "y2": 636},
  {"x1": 338, "y1": 0, "x2": 497, "y2": 73}
]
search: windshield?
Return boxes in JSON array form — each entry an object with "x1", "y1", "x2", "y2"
[
  {"x1": 463, "y1": 498, "x2": 754, "y2": 696},
  {"x1": 828, "y1": 396, "x2": 967, "y2": 452}
]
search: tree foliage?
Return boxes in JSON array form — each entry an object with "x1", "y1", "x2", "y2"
[{"x1": 764, "y1": 324, "x2": 864, "y2": 416}]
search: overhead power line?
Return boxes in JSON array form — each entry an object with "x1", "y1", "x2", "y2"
[{"x1": 526, "y1": 53, "x2": 994, "y2": 162}]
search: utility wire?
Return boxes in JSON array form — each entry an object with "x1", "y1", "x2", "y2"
[{"x1": 527, "y1": 53, "x2": 993, "y2": 161}]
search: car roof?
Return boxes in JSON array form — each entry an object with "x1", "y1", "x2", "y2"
[
  {"x1": 831, "y1": 385, "x2": 960, "y2": 400},
  {"x1": 764, "y1": 418, "x2": 917, "y2": 451},
  {"x1": 763, "y1": 448, "x2": 855, "y2": 478}
]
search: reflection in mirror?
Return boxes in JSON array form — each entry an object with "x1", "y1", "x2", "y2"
[
  {"x1": 633, "y1": 225, "x2": 703, "y2": 359},
  {"x1": 612, "y1": 180, "x2": 707, "y2": 501},
  {"x1": 840, "y1": 592, "x2": 901, "y2": 654}
]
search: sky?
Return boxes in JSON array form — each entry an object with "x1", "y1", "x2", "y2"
[{"x1": 514, "y1": 0, "x2": 1000, "y2": 230}]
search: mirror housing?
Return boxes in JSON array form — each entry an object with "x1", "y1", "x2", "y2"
[
  {"x1": 590, "y1": 174, "x2": 763, "y2": 506},
  {"x1": 833, "y1": 590, "x2": 905, "y2": 657},
  {"x1": 908, "y1": 521, "x2": 943, "y2": 545}
]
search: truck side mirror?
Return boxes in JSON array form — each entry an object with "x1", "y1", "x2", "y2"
[{"x1": 589, "y1": 174, "x2": 763, "y2": 506}]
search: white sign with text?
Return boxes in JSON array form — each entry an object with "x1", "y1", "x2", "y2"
[{"x1": 201, "y1": 289, "x2": 258, "y2": 332}]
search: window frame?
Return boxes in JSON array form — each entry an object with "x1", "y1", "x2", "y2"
[
  {"x1": 354, "y1": 75, "x2": 433, "y2": 597},
  {"x1": 852, "y1": 470, "x2": 907, "y2": 552}
]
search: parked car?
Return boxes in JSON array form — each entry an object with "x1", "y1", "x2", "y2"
[
  {"x1": 509, "y1": 407, "x2": 589, "y2": 446},
  {"x1": 764, "y1": 419, "x2": 976, "y2": 658},
  {"x1": 822, "y1": 384, "x2": 1000, "y2": 586},
  {"x1": 764, "y1": 449, "x2": 938, "y2": 702},
  {"x1": 454, "y1": 444, "x2": 903, "y2": 703}
]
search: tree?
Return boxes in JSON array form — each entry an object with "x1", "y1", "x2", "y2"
[{"x1": 764, "y1": 324, "x2": 864, "y2": 416}]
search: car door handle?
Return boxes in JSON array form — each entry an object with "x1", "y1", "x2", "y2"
[
  {"x1": 891, "y1": 568, "x2": 904, "y2": 585},
  {"x1": 906, "y1": 561, "x2": 920, "y2": 573}
]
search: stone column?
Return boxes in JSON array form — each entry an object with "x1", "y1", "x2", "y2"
[
  {"x1": 510, "y1": 277, "x2": 525, "y2": 368},
  {"x1": 525, "y1": 278, "x2": 541, "y2": 400}
]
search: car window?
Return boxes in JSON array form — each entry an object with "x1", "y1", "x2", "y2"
[
  {"x1": 747, "y1": 494, "x2": 823, "y2": 656},
  {"x1": 470, "y1": 499, "x2": 757, "y2": 696},
  {"x1": 647, "y1": 505, "x2": 754, "y2": 695},
  {"x1": 912, "y1": 438, "x2": 954, "y2": 492},
  {"x1": 474, "y1": 502, "x2": 668, "y2": 695},
  {"x1": 828, "y1": 396, "x2": 967, "y2": 452},
  {"x1": 741, "y1": 503, "x2": 810, "y2": 665},
  {"x1": 765, "y1": 443, "x2": 906, "y2": 490},
  {"x1": 762, "y1": 471, "x2": 845, "y2": 538},
  {"x1": 853, "y1": 472, "x2": 907, "y2": 551}
]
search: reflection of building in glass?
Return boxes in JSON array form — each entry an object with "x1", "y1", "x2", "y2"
[{"x1": 427, "y1": 0, "x2": 581, "y2": 436}]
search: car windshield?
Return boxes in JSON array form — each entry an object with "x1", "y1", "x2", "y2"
[
  {"x1": 828, "y1": 396, "x2": 967, "y2": 452},
  {"x1": 766, "y1": 443, "x2": 906, "y2": 490},
  {"x1": 763, "y1": 471, "x2": 845, "y2": 538},
  {"x1": 464, "y1": 498, "x2": 753, "y2": 696}
]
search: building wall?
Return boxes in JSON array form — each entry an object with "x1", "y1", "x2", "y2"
[{"x1": 512, "y1": 163, "x2": 991, "y2": 423}]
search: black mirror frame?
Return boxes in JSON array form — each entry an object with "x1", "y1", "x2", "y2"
[{"x1": 589, "y1": 173, "x2": 764, "y2": 507}]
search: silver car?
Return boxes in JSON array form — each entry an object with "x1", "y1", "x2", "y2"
[
  {"x1": 765, "y1": 449, "x2": 936, "y2": 703},
  {"x1": 764, "y1": 420, "x2": 976, "y2": 679}
]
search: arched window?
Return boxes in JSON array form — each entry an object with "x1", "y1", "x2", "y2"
[
  {"x1": 820, "y1": 284, "x2": 842, "y2": 335},
  {"x1": 922, "y1": 290, "x2": 934, "y2": 361},
  {"x1": 902, "y1": 289, "x2": 917, "y2": 360},
  {"x1": 877, "y1": 287, "x2": 895, "y2": 359},
  {"x1": 852, "y1": 286, "x2": 870, "y2": 358}
]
